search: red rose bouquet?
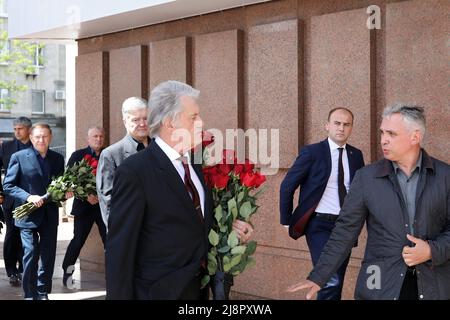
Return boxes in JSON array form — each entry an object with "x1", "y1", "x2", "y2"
[{"x1": 199, "y1": 133, "x2": 266, "y2": 298}]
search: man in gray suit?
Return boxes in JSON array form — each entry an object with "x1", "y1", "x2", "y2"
[
  {"x1": 288, "y1": 104, "x2": 449, "y2": 300},
  {"x1": 97, "y1": 97, "x2": 150, "y2": 229}
]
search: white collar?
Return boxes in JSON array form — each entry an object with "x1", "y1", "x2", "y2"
[
  {"x1": 155, "y1": 136, "x2": 190, "y2": 162},
  {"x1": 327, "y1": 137, "x2": 347, "y2": 151}
]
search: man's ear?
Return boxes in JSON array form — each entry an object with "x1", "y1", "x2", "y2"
[
  {"x1": 411, "y1": 130, "x2": 421, "y2": 145},
  {"x1": 161, "y1": 118, "x2": 172, "y2": 130}
]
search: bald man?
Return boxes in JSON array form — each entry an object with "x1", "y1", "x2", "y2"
[{"x1": 61, "y1": 127, "x2": 106, "y2": 288}]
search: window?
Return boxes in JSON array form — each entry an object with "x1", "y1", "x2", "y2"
[
  {"x1": 0, "y1": 88, "x2": 10, "y2": 111},
  {"x1": 33, "y1": 44, "x2": 44, "y2": 67},
  {"x1": 32, "y1": 90, "x2": 45, "y2": 114}
]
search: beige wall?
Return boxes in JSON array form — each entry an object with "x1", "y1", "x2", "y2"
[{"x1": 75, "y1": 0, "x2": 450, "y2": 299}]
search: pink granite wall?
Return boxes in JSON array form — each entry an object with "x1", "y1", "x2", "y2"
[
  {"x1": 76, "y1": 0, "x2": 449, "y2": 299},
  {"x1": 109, "y1": 45, "x2": 148, "y2": 144},
  {"x1": 75, "y1": 51, "x2": 109, "y2": 147},
  {"x1": 306, "y1": 8, "x2": 372, "y2": 161},
  {"x1": 247, "y1": 19, "x2": 301, "y2": 170},
  {"x1": 385, "y1": 0, "x2": 450, "y2": 163},
  {"x1": 149, "y1": 37, "x2": 191, "y2": 91},
  {"x1": 193, "y1": 30, "x2": 243, "y2": 134}
]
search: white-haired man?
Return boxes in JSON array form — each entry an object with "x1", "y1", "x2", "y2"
[
  {"x1": 105, "y1": 81, "x2": 253, "y2": 300},
  {"x1": 97, "y1": 97, "x2": 150, "y2": 229}
]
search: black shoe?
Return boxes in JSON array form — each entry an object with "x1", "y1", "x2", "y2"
[
  {"x1": 62, "y1": 272, "x2": 74, "y2": 288},
  {"x1": 9, "y1": 274, "x2": 21, "y2": 287},
  {"x1": 37, "y1": 294, "x2": 49, "y2": 300}
]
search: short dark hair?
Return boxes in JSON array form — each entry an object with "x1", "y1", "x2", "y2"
[
  {"x1": 328, "y1": 108, "x2": 354, "y2": 123},
  {"x1": 31, "y1": 123, "x2": 52, "y2": 135},
  {"x1": 13, "y1": 116, "x2": 32, "y2": 128}
]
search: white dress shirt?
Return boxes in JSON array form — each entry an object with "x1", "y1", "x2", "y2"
[
  {"x1": 154, "y1": 136, "x2": 205, "y2": 217},
  {"x1": 315, "y1": 138, "x2": 351, "y2": 215}
]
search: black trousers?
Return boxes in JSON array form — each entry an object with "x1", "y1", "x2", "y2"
[
  {"x1": 3, "y1": 208, "x2": 23, "y2": 277},
  {"x1": 62, "y1": 210, "x2": 106, "y2": 272},
  {"x1": 399, "y1": 268, "x2": 418, "y2": 300}
]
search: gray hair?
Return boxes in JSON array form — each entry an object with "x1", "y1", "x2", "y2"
[
  {"x1": 382, "y1": 103, "x2": 426, "y2": 136},
  {"x1": 13, "y1": 116, "x2": 32, "y2": 128},
  {"x1": 121, "y1": 97, "x2": 148, "y2": 120},
  {"x1": 88, "y1": 126, "x2": 104, "y2": 135},
  {"x1": 148, "y1": 80, "x2": 200, "y2": 137},
  {"x1": 31, "y1": 123, "x2": 52, "y2": 135}
]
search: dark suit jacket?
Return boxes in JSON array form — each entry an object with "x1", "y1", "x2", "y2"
[
  {"x1": 0, "y1": 139, "x2": 32, "y2": 211},
  {"x1": 280, "y1": 139, "x2": 365, "y2": 239},
  {"x1": 307, "y1": 150, "x2": 450, "y2": 300},
  {"x1": 67, "y1": 146, "x2": 101, "y2": 216},
  {"x1": 97, "y1": 135, "x2": 146, "y2": 226},
  {"x1": 3, "y1": 148, "x2": 65, "y2": 229},
  {"x1": 105, "y1": 141, "x2": 213, "y2": 300}
]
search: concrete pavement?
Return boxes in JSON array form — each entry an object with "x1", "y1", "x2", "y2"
[{"x1": 0, "y1": 216, "x2": 106, "y2": 300}]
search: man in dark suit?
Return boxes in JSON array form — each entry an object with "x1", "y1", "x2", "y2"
[
  {"x1": 280, "y1": 108, "x2": 364, "y2": 300},
  {"x1": 0, "y1": 116, "x2": 32, "y2": 287},
  {"x1": 3, "y1": 123, "x2": 71, "y2": 300},
  {"x1": 62, "y1": 126, "x2": 106, "y2": 287},
  {"x1": 288, "y1": 104, "x2": 449, "y2": 300},
  {"x1": 106, "y1": 81, "x2": 253, "y2": 300},
  {"x1": 97, "y1": 97, "x2": 150, "y2": 230}
]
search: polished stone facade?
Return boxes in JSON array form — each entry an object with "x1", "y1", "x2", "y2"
[{"x1": 76, "y1": 0, "x2": 449, "y2": 299}]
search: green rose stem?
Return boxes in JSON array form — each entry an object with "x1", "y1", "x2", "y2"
[{"x1": 13, "y1": 192, "x2": 52, "y2": 220}]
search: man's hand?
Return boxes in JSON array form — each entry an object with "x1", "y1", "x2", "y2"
[
  {"x1": 402, "y1": 234, "x2": 432, "y2": 267},
  {"x1": 87, "y1": 194, "x2": 99, "y2": 205},
  {"x1": 0, "y1": 194, "x2": 4, "y2": 205},
  {"x1": 27, "y1": 195, "x2": 44, "y2": 208},
  {"x1": 287, "y1": 279, "x2": 321, "y2": 300},
  {"x1": 233, "y1": 220, "x2": 254, "y2": 243},
  {"x1": 65, "y1": 191, "x2": 74, "y2": 200}
]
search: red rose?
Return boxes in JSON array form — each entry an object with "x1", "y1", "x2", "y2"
[
  {"x1": 90, "y1": 159, "x2": 99, "y2": 169},
  {"x1": 217, "y1": 163, "x2": 232, "y2": 175},
  {"x1": 233, "y1": 164, "x2": 245, "y2": 175},
  {"x1": 211, "y1": 173, "x2": 230, "y2": 190},
  {"x1": 240, "y1": 171, "x2": 257, "y2": 188},
  {"x1": 83, "y1": 154, "x2": 92, "y2": 161},
  {"x1": 253, "y1": 172, "x2": 266, "y2": 188},
  {"x1": 243, "y1": 159, "x2": 254, "y2": 172},
  {"x1": 203, "y1": 166, "x2": 219, "y2": 188}
]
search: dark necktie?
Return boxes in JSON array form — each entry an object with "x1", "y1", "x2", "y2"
[
  {"x1": 180, "y1": 156, "x2": 207, "y2": 272},
  {"x1": 180, "y1": 157, "x2": 204, "y2": 224},
  {"x1": 136, "y1": 142, "x2": 145, "y2": 151},
  {"x1": 338, "y1": 147, "x2": 347, "y2": 208}
]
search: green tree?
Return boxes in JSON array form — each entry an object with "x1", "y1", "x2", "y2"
[{"x1": 0, "y1": 29, "x2": 45, "y2": 109}]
